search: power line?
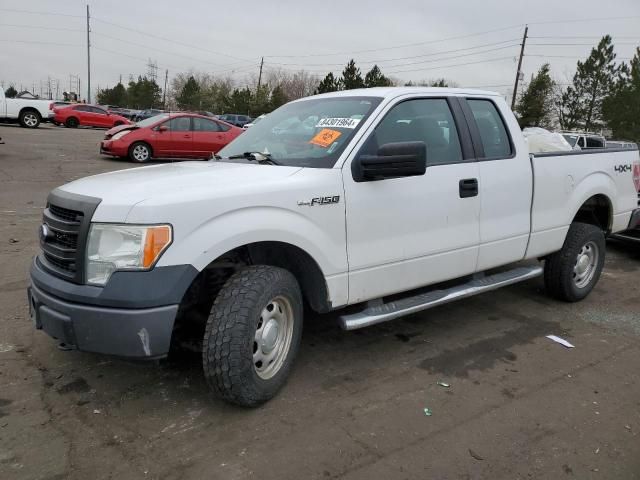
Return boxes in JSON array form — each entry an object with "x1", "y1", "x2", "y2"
[
  {"x1": 529, "y1": 15, "x2": 640, "y2": 25},
  {"x1": 264, "y1": 24, "x2": 524, "y2": 58},
  {"x1": 381, "y1": 56, "x2": 516, "y2": 75},
  {"x1": 0, "y1": 39, "x2": 80, "y2": 47},
  {"x1": 0, "y1": 8, "x2": 84, "y2": 18},
  {"x1": 529, "y1": 42, "x2": 640, "y2": 46},
  {"x1": 0, "y1": 23, "x2": 84, "y2": 32}
]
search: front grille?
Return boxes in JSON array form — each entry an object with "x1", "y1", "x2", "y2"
[{"x1": 38, "y1": 190, "x2": 101, "y2": 284}]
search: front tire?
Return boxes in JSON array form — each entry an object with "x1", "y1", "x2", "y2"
[
  {"x1": 19, "y1": 110, "x2": 41, "y2": 128},
  {"x1": 202, "y1": 266, "x2": 303, "y2": 407},
  {"x1": 128, "y1": 142, "x2": 152, "y2": 163},
  {"x1": 65, "y1": 117, "x2": 79, "y2": 128},
  {"x1": 544, "y1": 222, "x2": 605, "y2": 302}
]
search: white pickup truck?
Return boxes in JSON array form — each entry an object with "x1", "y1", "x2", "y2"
[
  {"x1": 1, "y1": 88, "x2": 54, "y2": 127},
  {"x1": 28, "y1": 87, "x2": 640, "y2": 406}
]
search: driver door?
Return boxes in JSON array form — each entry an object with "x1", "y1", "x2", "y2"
[{"x1": 342, "y1": 97, "x2": 481, "y2": 304}]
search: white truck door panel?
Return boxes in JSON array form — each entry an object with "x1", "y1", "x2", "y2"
[
  {"x1": 461, "y1": 97, "x2": 532, "y2": 270},
  {"x1": 343, "y1": 97, "x2": 480, "y2": 304}
]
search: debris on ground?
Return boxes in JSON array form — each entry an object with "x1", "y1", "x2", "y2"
[
  {"x1": 8, "y1": 238, "x2": 19, "y2": 244},
  {"x1": 469, "y1": 449, "x2": 484, "y2": 461},
  {"x1": 437, "y1": 381, "x2": 450, "y2": 388},
  {"x1": 545, "y1": 335, "x2": 575, "y2": 348},
  {"x1": 423, "y1": 408, "x2": 432, "y2": 416},
  {"x1": 93, "y1": 409, "x2": 102, "y2": 414}
]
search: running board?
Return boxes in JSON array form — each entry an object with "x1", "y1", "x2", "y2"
[
  {"x1": 339, "y1": 265, "x2": 543, "y2": 330},
  {"x1": 610, "y1": 232, "x2": 640, "y2": 243}
]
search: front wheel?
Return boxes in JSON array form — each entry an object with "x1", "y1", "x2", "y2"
[
  {"x1": 202, "y1": 266, "x2": 303, "y2": 407},
  {"x1": 65, "y1": 117, "x2": 79, "y2": 128},
  {"x1": 544, "y1": 222, "x2": 605, "y2": 302},
  {"x1": 19, "y1": 110, "x2": 41, "y2": 128},
  {"x1": 128, "y1": 142, "x2": 152, "y2": 163}
]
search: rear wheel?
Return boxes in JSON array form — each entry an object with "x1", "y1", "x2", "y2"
[
  {"x1": 128, "y1": 142, "x2": 152, "y2": 163},
  {"x1": 544, "y1": 222, "x2": 605, "y2": 302},
  {"x1": 19, "y1": 110, "x2": 41, "y2": 128},
  {"x1": 202, "y1": 265, "x2": 303, "y2": 407},
  {"x1": 65, "y1": 117, "x2": 79, "y2": 128}
]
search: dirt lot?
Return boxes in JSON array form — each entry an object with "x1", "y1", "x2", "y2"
[{"x1": 0, "y1": 123, "x2": 639, "y2": 480}]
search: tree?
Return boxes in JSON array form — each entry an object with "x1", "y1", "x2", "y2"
[
  {"x1": 126, "y1": 76, "x2": 161, "y2": 108},
  {"x1": 315, "y1": 72, "x2": 341, "y2": 94},
  {"x1": 269, "y1": 85, "x2": 289, "y2": 110},
  {"x1": 561, "y1": 35, "x2": 618, "y2": 131},
  {"x1": 341, "y1": 59, "x2": 365, "y2": 90},
  {"x1": 404, "y1": 78, "x2": 457, "y2": 87},
  {"x1": 229, "y1": 87, "x2": 252, "y2": 114},
  {"x1": 175, "y1": 75, "x2": 201, "y2": 110},
  {"x1": 603, "y1": 47, "x2": 640, "y2": 141},
  {"x1": 364, "y1": 65, "x2": 393, "y2": 88},
  {"x1": 5, "y1": 85, "x2": 17, "y2": 98},
  {"x1": 515, "y1": 64, "x2": 555, "y2": 128},
  {"x1": 96, "y1": 82, "x2": 127, "y2": 106}
]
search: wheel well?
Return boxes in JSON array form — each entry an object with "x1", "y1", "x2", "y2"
[
  {"x1": 572, "y1": 194, "x2": 612, "y2": 232},
  {"x1": 19, "y1": 107, "x2": 40, "y2": 117},
  {"x1": 170, "y1": 242, "x2": 330, "y2": 353}
]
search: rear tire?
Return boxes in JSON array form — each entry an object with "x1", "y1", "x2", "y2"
[
  {"x1": 544, "y1": 222, "x2": 605, "y2": 302},
  {"x1": 19, "y1": 110, "x2": 41, "y2": 128},
  {"x1": 202, "y1": 266, "x2": 303, "y2": 407},
  {"x1": 128, "y1": 142, "x2": 152, "y2": 163},
  {"x1": 65, "y1": 117, "x2": 79, "y2": 128}
]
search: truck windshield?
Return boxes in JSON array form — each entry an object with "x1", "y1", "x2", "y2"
[{"x1": 217, "y1": 96, "x2": 382, "y2": 168}]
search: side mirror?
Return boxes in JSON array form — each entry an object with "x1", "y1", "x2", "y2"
[
  {"x1": 352, "y1": 141, "x2": 427, "y2": 182},
  {"x1": 157, "y1": 125, "x2": 168, "y2": 133}
]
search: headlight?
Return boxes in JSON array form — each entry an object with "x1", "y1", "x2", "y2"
[
  {"x1": 86, "y1": 224, "x2": 172, "y2": 286},
  {"x1": 111, "y1": 130, "x2": 130, "y2": 140}
]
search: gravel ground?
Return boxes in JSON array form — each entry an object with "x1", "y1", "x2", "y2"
[{"x1": 0, "y1": 123, "x2": 639, "y2": 480}]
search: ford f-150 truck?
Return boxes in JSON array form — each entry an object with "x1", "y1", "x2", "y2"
[
  {"x1": 28, "y1": 88, "x2": 640, "y2": 406},
  {"x1": 1, "y1": 88, "x2": 54, "y2": 128}
]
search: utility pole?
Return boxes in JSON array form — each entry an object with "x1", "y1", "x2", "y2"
[
  {"x1": 162, "y1": 69, "x2": 168, "y2": 109},
  {"x1": 86, "y1": 4, "x2": 91, "y2": 103},
  {"x1": 257, "y1": 57, "x2": 264, "y2": 89},
  {"x1": 511, "y1": 25, "x2": 528, "y2": 111}
]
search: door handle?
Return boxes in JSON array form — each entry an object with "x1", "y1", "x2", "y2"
[
  {"x1": 459, "y1": 178, "x2": 478, "y2": 198},
  {"x1": 183, "y1": 135, "x2": 191, "y2": 138}
]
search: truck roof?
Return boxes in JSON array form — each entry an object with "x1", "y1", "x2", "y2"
[{"x1": 304, "y1": 87, "x2": 503, "y2": 101}]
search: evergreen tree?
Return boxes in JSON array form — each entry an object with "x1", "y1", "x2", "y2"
[
  {"x1": 315, "y1": 72, "x2": 340, "y2": 94},
  {"x1": 428, "y1": 78, "x2": 449, "y2": 87},
  {"x1": 269, "y1": 85, "x2": 289, "y2": 110},
  {"x1": 175, "y1": 76, "x2": 201, "y2": 110},
  {"x1": 96, "y1": 82, "x2": 127, "y2": 106},
  {"x1": 250, "y1": 84, "x2": 271, "y2": 116},
  {"x1": 341, "y1": 59, "x2": 365, "y2": 90},
  {"x1": 229, "y1": 87, "x2": 253, "y2": 114},
  {"x1": 5, "y1": 85, "x2": 17, "y2": 98},
  {"x1": 516, "y1": 64, "x2": 555, "y2": 128},
  {"x1": 603, "y1": 47, "x2": 640, "y2": 141},
  {"x1": 561, "y1": 35, "x2": 618, "y2": 131},
  {"x1": 364, "y1": 65, "x2": 392, "y2": 87},
  {"x1": 126, "y1": 76, "x2": 161, "y2": 108}
]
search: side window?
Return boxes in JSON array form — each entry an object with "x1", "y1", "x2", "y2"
[
  {"x1": 216, "y1": 121, "x2": 230, "y2": 132},
  {"x1": 586, "y1": 136, "x2": 604, "y2": 148},
  {"x1": 75, "y1": 105, "x2": 90, "y2": 112},
  {"x1": 362, "y1": 98, "x2": 463, "y2": 166},
  {"x1": 467, "y1": 99, "x2": 512, "y2": 158},
  {"x1": 193, "y1": 117, "x2": 220, "y2": 132},
  {"x1": 92, "y1": 107, "x2": 107, "y2": 115},
  {"x1": 577, "y1": 137, "x2": 585, "y2": 148},
  {"x1": 168, "y1": 116, "x2": 191, "y2": 131}
]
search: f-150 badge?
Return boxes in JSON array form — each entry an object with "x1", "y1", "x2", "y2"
[{"x1": 297, "y1": 195, "x2": 340, "y2": 206}]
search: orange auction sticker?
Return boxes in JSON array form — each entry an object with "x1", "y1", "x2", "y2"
[{"x1": 309, "y1": 128, "x2": 342, "y2": 148}]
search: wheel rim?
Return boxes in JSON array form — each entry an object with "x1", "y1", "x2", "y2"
[
  {"x1": 24, "y1": 113, "x2": 38, "y2": 126},
  {"x1": 253, "y1": 295, "x2": 294, "y2": 380},
  {"x1": 132, "y1": 145, "x2": 149, "y2": 161},
  {"x1": 573, "y1": 241, "x2": 599, "y2": 288}
]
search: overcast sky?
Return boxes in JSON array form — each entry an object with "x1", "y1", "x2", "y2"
[{"x1": 1, "y1": 0, "x2": 639, "y2": 102}]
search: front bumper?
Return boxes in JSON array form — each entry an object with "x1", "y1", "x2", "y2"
[
  {"x1": 100, "y1": 140, "x2": 127, "y2": 157},
  {"x1": 29, "y1": 258, "x2": 198, "y2": 358}
]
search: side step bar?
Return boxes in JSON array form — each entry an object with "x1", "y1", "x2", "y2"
[
  {"x1": 610, "y1": 232, "x2": 640, "y2": 243},
  {"x1": 339, "y1": 265, "x2": 543, "y2": 330}
]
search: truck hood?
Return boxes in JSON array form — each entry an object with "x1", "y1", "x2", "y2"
[{"x1": 59, "y1": 161, "x2": 303, "y2": 221}]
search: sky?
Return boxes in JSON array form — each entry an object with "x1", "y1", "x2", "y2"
[{"x1": 1, "y1": 0, "x2": 639, "y2": 103}]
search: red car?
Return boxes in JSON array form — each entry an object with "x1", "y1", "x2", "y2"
[
  {"x1": 100, "y1": 113, "x2": 243, "y2": 162},
  {"x1": 54, "y1": 104, "x2": 131, "y2": 129}
]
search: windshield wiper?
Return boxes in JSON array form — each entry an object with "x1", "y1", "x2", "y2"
[{"x1": 226, "y1": 151, "x2": 280, "y2": 165}]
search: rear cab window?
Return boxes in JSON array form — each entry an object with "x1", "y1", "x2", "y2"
[{"x1": 466, "y1": 99, "x2": 513, "y2": 159}]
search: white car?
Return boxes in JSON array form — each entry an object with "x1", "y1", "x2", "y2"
[
  {"x1": 29, "y1": 87, "x2": 640, "y2": 406},
  {"x1": 0, "y1": 88, "x2": 54, "y2": 128}
]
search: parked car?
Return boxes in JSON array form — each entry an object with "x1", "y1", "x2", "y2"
[
  {"x1": 54, "y1": 104, "x2": 131, "y2": 129},
  {"x1": 561, "y1": 132, "x2": 606, "y2": 150},
  {"x1": 243, "y1": 113, "x2": 267, "y2": 129},
  {"x1": 218, "y1": 113, "x2": 252, "y2": 127},
  {"x1": 134, "y1": 109, "x2": 166, "y2": 122},
  {"x1": 28, "y1": 87, "x2": 640, "y2": 407},
  {"x1": 0, "y1": 88, "x2": 54, "y2": 128},
  {"x1": 100, "y1": 112, "x2": 242, "y2": 162}
]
